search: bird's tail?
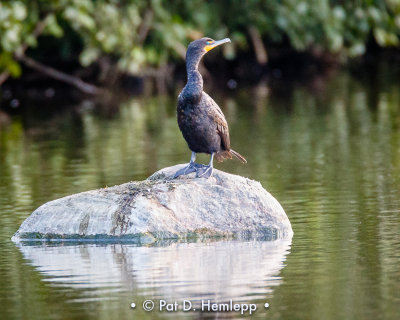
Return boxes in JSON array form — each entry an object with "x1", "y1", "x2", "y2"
[
  {"x1": 230, "y1": 149, "x2": 247, "y2": 164},
  {"x1": 215, "y1": 149, "x2": 247, "y2": 164}
]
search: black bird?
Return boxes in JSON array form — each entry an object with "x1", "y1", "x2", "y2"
[{"x1": 174, "y1": 37, "x2": 247, "y2": 179}]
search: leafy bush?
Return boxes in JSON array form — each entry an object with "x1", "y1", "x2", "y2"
[{"x1": 0, "y1": 0, "x2": 399, "y2": 80}]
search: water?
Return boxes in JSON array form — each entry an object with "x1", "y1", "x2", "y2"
[{"x1": 1, "y1": 69, "x2": 400, "y2": 319}]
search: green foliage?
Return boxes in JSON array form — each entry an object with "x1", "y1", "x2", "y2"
[
  {"x1": 0, "y1": 0, "x2": 400, "y2": 78},
  {"x1": 0, "y1": 0, "x2": 190, "y2": 76},
  {"x1": 0, "y1": 52, "x2": 21, "y2": 77},
  {"x1": 170, "y1": 0, "x2": 400, "y2": 58}
]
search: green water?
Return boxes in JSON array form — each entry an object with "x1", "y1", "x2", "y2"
[{"x1": 1, "y1": 69, "x2": 400, "y2": 320}]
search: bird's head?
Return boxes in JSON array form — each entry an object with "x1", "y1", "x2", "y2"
[{"x1": 186, "y1": 37, "x2": 231, "y2": 71}]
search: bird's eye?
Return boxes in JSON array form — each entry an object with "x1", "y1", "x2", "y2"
[{"x1": 206, "y1": 40, "x2": 213, "y2": 45}]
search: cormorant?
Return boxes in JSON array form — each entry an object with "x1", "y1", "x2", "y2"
[{"x1": 174, "y1": 37, "x2": 247, "y2": 179}]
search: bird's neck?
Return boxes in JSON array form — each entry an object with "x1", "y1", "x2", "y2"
[
  {"x1": 181, "y1": 65, "x2": 203, "y2": 103},
  {"x1": 186, "y1": 54, "x2": 201, "y2": 75}
]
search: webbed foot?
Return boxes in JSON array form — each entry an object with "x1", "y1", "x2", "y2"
[
  {"x1": 173, "y1": 162, "x2": 200, "y2": 178},
  {"x1": 196, "y1": 165, "x2": 213, "y2": 178}
]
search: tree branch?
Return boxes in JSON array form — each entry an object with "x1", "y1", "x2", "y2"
[
  {"x1": 138, "y1": 9, "x2": 153, "y2": 45},
  {"x1": 248, "y1": 26, "x2": 268, "y2": 65},
  {"x1": 2, "y1": 12, "x2": 101, "y2": 94},
  {"x1": 0, "y1": 71, "x2": 10, "y2": 86},
  {"x1": 16, "y1": 53, "x2": 101, "y2": 95},
  {"x1": 1, "y1": 14, "x2": 49, "y2": 86},
  {"x1": 18, "y1": 15, "x2": 49, "y2": 55}
]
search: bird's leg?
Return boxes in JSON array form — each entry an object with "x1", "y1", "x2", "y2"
[
  {"x1": 173, "y1": 152, "x2": 199, "y2": 178},
  {"x1": 190, "y1": 151, "x2": 196, "y2": 164},
  {"x1": 196, "y1": 153, "x2": 214, "y2": 178}
]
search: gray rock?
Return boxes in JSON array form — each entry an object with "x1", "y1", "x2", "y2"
[{"x1": 12, "y1": 164, "x2": 293, "y2": 242}]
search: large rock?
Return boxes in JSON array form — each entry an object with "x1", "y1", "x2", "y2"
[{"x1": 12, "y1": 164, "x2": 293, "y2": 242}]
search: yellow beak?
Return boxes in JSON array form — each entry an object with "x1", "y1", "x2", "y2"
[{"x1": 204, "y1": 38, "x2": 231, "y2": 52}]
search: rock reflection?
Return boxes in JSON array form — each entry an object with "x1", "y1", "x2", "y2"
[{"x1": 17, "y1": 239, "x2": 291, "y2": 303}]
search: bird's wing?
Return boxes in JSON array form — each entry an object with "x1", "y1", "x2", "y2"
[{"x1": 203, "y1": 92, "x2": 231, "y2": 150}]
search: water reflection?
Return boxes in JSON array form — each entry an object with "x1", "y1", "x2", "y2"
[
  {"x1": 17, "y1": 240, "x2": 291, "y2": 305},
  {"x1": 1, "y1": 67, "x2": 400, "y2": 320}
]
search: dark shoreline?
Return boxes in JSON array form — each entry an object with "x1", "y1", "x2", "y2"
[{"x1": 1, "y1": 48, "x2": 400, "y2": 115}]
